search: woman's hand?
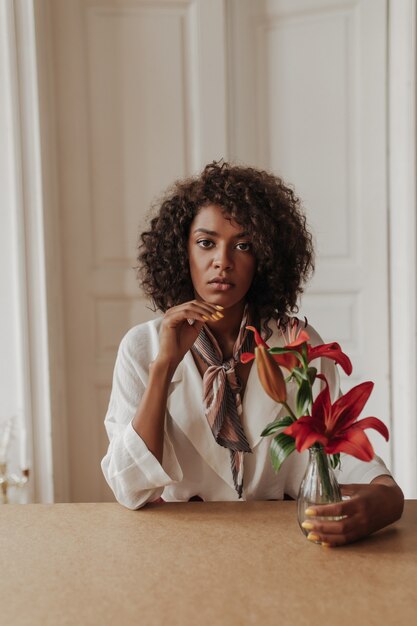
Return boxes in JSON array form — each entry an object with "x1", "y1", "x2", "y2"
[
  {"x1": 301, "y1": 475, "x2": 404, "y2": 547},
  {"x1": 156, "y1": 299, "x2": 223, "y2": 372}
]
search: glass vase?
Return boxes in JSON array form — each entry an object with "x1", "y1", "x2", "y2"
[{"x1": 297, "y1": 445, "x2": 342, "y2": 541}]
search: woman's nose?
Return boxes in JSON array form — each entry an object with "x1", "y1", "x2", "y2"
[{"x1": 213, "y1": 246, "x2": 233, "y2": 270}]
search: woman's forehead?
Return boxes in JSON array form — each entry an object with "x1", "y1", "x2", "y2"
[{"x1": 191, "y1": 204, "x2": 247, "y2": 235}]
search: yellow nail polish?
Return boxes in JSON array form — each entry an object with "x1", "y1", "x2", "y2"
[
  {"x1": 301, "y1": 521, "x2": 314, "y2": 530},
  {"x1": 211, "y1": 314, "x2": 220, "y2": 320},
  {"x1": 216, "y1": 312, "x2": 224, "y2": 318},
  {"x1": 307, "y1": 532, "x2": 321, "y2": 542},
  {"x1": 305, "y1": 508, "x2": 316, "y2": 516},
  {"x1": 202, "y1": 315, "x2": 209, "y2": 321},
  {"x1": 321, "y1": 542, "x2": 332, "y2": 548},
  {"x1": 215, "y1": 305, "x2": 224, "y2": 310}
]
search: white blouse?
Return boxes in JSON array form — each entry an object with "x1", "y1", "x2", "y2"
[{"x1": 101, "y1": 318, "x2": 391, "y2": 509}]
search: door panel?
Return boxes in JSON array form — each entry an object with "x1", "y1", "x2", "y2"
[
  {"x1": 229, "y1": 0, "x2": 391, "y2": 464},
  {"x1": 50, "y1": 0, "x2": 228, "y2": 501}
]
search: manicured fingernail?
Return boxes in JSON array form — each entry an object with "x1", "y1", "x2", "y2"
[
  {"x1": 216, "y1": 312, "x2": 224, "y2": 318},
  {"x1": 305, "y1": 508, "x2": 316, "y2": 516},
  {"x1": 211, "y1": 314, "x2": 220, "y2": 320},
  {"x1": 215, "y1": 305, "x2": 224, "y2": 310},
  {"x1": 202, "y1": 315, "x2": 209, "y2": 321},
  {"x1": 321, "y1": 542, "x2": 332, "y2": 548},
  {"x1": 301, "y1": 521, "x2": 315, "y2": 530},
  {"x1": 307, "y1": 532, "x2": 321, "y2": 542}
]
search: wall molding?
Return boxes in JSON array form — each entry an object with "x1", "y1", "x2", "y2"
[
  {"x1": 1, "y1": 0, "x2": 58, "y2": 502},
  {"x1": 388, "y1": 0, "x2": 417, "y2": 497},
  {"x1": 32, "y1": 0, "x2": 71, "y2": 502}
]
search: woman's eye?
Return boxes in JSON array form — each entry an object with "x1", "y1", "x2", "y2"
[
  {"x1": 236, "y1": 242, "x2": 252, "y2": 252},
  {"x1": 197, "y1": 239, "x2": 214, "y2": 249}
]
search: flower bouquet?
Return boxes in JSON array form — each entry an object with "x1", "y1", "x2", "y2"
[{"x1": 241, "y1": 319, "x2": 389, "y2": 537}]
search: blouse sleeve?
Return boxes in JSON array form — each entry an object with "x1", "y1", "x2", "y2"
[{"x1": 101, "y1": 326, "x2": 183, "y2": 509}]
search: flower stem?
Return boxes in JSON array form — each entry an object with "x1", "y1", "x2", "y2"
[
  {"x1": 282, "y1": 401, "x2": 297, "y2": 422},
  {"x1": 312, "y1": 444, "x2": 333, "y2": 499}
]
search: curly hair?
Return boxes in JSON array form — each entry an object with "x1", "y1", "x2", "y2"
[{"x1": 137, "y1": 161, "x2": 314, "y2": 325}]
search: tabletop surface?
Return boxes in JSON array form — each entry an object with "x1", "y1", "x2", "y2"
[{"x1": 1, "y1": 500, "x2": 416, "y2": 626}]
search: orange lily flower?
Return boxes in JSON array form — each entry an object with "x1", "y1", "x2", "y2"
[
  {"x1": 283, "y1": 379, "x2": 389, "y2": 462},
  {"x1": 255, "y1": 346, "x2": 287, "y2": 402}
]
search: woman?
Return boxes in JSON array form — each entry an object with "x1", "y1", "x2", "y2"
[{"x1": 102, "y1": 161, "x2": 403, "y2": 545}]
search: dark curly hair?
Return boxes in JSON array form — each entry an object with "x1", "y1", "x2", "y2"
[{"x1": 137, "y1": 161, "x2": 314, "y2": 326}]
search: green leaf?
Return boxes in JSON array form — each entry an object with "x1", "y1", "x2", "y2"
[
  {"x1": 329, "y1": 453, "x2": 341, "y2": 470},
  {"x1": 269, "y1": 347, "x2": 298, "y2": 355},
  {"x1": 296, "y1": 379, "x2": 312, "y2": 416},
  {"x1": 307, "y1": 366, "x2": 317, "y2": 385},
  {"x1": 291, "y1": 367, "x2": 308, "y2": 384},
  {"x1": 261, "y1": 415, "x2": 294, "y2": 437},
  {"x1": 301, "y1": 343, "x2": 308, "y2": 361},
  {"x1": 270, "y1": 433, "x2": 296, "y2": 472}
]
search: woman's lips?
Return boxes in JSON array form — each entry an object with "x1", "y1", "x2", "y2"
[{"x1": 208, "y1": 281, "x2": 234, "y2": 291}]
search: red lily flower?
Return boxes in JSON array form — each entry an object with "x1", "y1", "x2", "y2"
[
  {"x1": 241, "y1": 323, "x2": 352, "y2": 375},
  {"x1": 283, "y1": 379, "x2": 389, "y2": 462},
  {"x1": 307, "y1": 342, "x2": 352, "y2": 376}
]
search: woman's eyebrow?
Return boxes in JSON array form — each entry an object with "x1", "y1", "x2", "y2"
[
  {"x1": 193, "y1": 228, "x2": 217, "y2": 235},
  {"x1": 193, "y1": 228, "x2": 249, "y2": 237}
]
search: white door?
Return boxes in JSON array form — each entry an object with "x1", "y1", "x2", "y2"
[
  {"x1": 45, "y1": 0, "x2": 229, "y2": 501},
  {"x1": 228, "y1": 0, "x2": 391, "y2": 466},
  {"x1": 43, "y1": 0, "x2": 391, "y2": 502}
]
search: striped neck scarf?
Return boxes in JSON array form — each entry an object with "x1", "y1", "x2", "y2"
[{"x1": 191, "y1": 305, "x2": 253, "y2": 498}]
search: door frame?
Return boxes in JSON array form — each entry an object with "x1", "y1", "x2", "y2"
[
  {"x1": 1, "y1": 0, "x2": 61, "y2": 503},
  {"x1": 388, "y1": 0, "x2": 417, "y2": 497}
]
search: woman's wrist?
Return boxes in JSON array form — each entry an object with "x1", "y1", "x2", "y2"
[
  {"x1": 150, "y1": 357, "x2": 179, "y2": 381},
  {"x1": 371, "y1": 476, "x2": 405, "y2": 525}
]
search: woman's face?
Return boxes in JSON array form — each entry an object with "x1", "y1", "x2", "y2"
[{"x1": 187, "y1": 204, "x2": 256, "y2": 309}]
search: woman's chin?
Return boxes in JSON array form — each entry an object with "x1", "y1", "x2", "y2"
[{"x1": 204, "y1": 294, "x2": 247, "y2": 311}]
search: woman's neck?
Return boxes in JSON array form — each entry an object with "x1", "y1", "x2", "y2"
[{"x1": 205, "y1": 301, "x2": 248, "y2": 358}]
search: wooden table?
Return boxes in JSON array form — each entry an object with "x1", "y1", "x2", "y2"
[{"x1": 1, "y1": 501, "x2": 416, "y2": 625}]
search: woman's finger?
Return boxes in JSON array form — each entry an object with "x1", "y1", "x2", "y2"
[
  {"x1": 302, "y1": 512, "x2": 359, "y2": 537},
  {"x1": 303, "y1": 510, "x2": 363, "y2": 546},
  {"x1": 165, "y1": 300, "x2": 225, "y2": 323},
  {"x1": 303, "y1": 497, "x2": 357, "y2": 520},
  {"x1": 305, "y1": 527, "x2": 359, "y2": 547}
]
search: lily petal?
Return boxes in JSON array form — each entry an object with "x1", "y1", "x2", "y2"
[
  {"x1": 240, "y1": 351, "x2": 255, "y2": 364},
  {"x1": 355, "y1": 416, "x2": 389, "y2": 441},
  {"x1": 286, "y1": 329, "x2": 310, "y2": 348},
  {"x1": 246, "y1": 326, "x2": 269, "y2": 348},
  {"x1": 311, "y1": 380, "x2": 332, "y2": 427},
  {"x1": 324, "y1": 427, "x2": 375, "y2": 462},
  {"x1": 284, "y1": 417, "x2": 328, "y2": 452},
  {"x1": 308, "y1": 342, "x2": 352, "y2": 375},
  {"x1": 327, "y1": 381, "x2": 374, "y2": 433},
  {"x1": 271, "y1": 351, "x2": 300, "y2": 372}
]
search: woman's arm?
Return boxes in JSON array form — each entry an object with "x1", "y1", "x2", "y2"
[
  {"x1": 301, "y1": 476, "x2": 404, "y2": 546},
  {"x1": 131, "y1": 299, "x2": 223, "y2": 463},
  {"x1": 131, "y1": 360, "x2": 176, "y2": 464}
]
